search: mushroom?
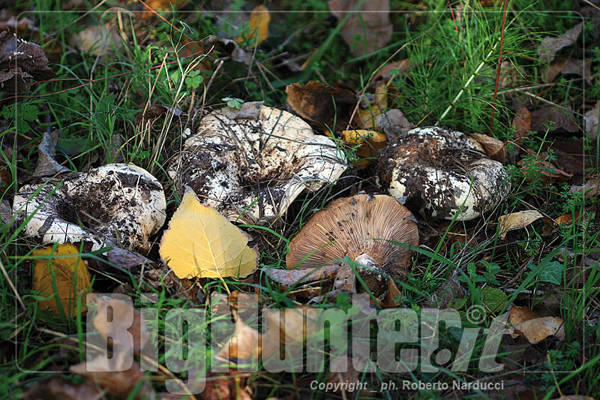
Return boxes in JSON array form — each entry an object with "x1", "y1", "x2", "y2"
[
  {"x1": 13, "y1": 163, "x2": 167, "y2": 252},
  {"x1": 378, "y1": 127, "x2": 510, "y2": 221},
  {"x1": 168, "y1": 103, "x2": 347, "y2": 224},
  {"x1": 286, "y1": 194, "x2": 419, "y2": 282}
]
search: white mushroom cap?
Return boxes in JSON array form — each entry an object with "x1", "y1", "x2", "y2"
[
  {"x1": 378, "y1": 127, "x2": 510, "y2": 221},
  {"x1": 169, "y1": 105, "x2": 347, "y2": 223},
  {"x1": 13, "y1": 164, "x2": 166, "y2": 251}
]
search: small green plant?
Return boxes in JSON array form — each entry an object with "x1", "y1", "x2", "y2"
[{"x1": 222, "y1": 97, "x2": 244, "y2": 109}]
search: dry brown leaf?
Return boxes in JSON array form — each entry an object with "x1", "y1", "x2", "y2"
[
  {"x1": 235, "y1": 5, "x2": 270, "y2": 47},
  {"x1": 285, "y1": 81, "x2": 357, "y2": 132},
  {"x1": 538, "y1": 22, "x2": 584, "y2": 63},
  {"x1": 383, "y1": 279, "x2": 402, "y2": 308},
  {"x1": 201, "y1": 372, "x2": 252, "y2": 400},
  {"x1": 498, "y1": 210, "x2": 545, "y2": 239},
  {"x1": 216, "y1": 319, "x2": 261, "y2": 366},
  {"x1": 509, "y1": 306, "x2": 565, "y2": 344},
  {"x1": 532, "y1": 106, "x2": 580, "y2": 133},
  {"x1": 140, "y1": 0, "x2": 184, "y2": 18},
  {"x1": 542, "y1": 58, "x2": 592, "y2": 84},
  {"x1": 33, "y1": 130, "x2": 70, "y2": 177},
  {"x1": 512, "y1": 106, "x2": 532, "y2": 144},
  {"x1": 70, "y1": 358, "x2": 153, "y2": 400},
  {"x1": 468, "y1": 133, "x2": 506, "y2": 163},
  {"x1": 159, "y1": 189, "x2": 258, "y2": 279},
  {"x1": 71, "y1": 24, "x2": 123, "y2": 56},
  {"x1": 519, "y1": 154, "x2": 574, "y2": 184},
  {"x1": 328, "y1": 0, "x2": 393, "y2": 57},
  {"x1": 93, "y1": 297, "x2": 150, "y2": 354},
  {"x1": 33, "y1": 244, "x2": 91, "y2": 318},
  {"x1": 373, "y1": 59, "x2": 411, "y2": 81},
  {"x1": 25, "y1": 377, "x2": 103, "y2": 400},
  {"x1": 570, "y1": 178, "x2": 600, "y2": 197},
  {"x1": 262, "y1": 306, "x2": 316, "y2": 359},
  {"x1": 552, "y1": 396, "x2": 595, "y2": 400},
  {"x1": 0, "y1": 32, "x2": 54, "y2": 93},
  {"x1": 584, "y1": 101, "x2": 599, "y2": 139},
  {"x1": 262, "y1": 265, "x2": 342, "y2": 286}
]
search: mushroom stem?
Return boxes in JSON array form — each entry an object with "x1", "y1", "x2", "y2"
[{"x1": 354, "y1": 253, "x2": 379, "y2": 270}]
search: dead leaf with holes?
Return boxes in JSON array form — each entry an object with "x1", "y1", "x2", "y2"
[
  {"x1": 159, "y1": 189, "x2": 259, "y2": 279},
  {"x1": 498, "y1": 210, "x2": 545, "y2": 239},
  {"x1": 235, "y1": 5, "x2": 270, "y2": 47},
  {"x1": 508, "y1": 306, "x2": 565, "y2": 344},
  {"x1": 32, "y1": 244, "x2": 91, "y2": 318}
]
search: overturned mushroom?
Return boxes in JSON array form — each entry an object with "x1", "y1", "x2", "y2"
[
  {"x1": 378, "y1": 127, "x2": 510, "y2": 221},
  {"x1": 169, "y1": 103, "x2": 347, "y2": 224},
  {"x1": 13, "y1": 164, "x2": 166, "y2": 252},
  {"x1": 286, "y1": 194, "x2": 419, "y2": 281}
]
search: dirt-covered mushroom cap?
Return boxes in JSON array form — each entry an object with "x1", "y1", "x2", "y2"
[
  {"x1": 286, "y1": 194, "x2": 419, "y2": 279},
  {"x1": 169, "y1": 104, "x2": 347, "y2": 224},
  {"x1": 378, "y1": 127, "x2": 510, "y2": 221},
  {"x1": 12, "y1": 164, "x2": 166, "y2": 251}
]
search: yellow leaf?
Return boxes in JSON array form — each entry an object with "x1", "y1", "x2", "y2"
[
  {"x1": 236, "y1": 5, "x2": 270, "y2": 47},
  {"x1": 32, "y1": 244, "x2": 91, "y2": 318},
  {"x1": 498, "y1": 210, "x2": 545, "y2": 239},
  {"x1": 159, "y1": 189, "x2": 258, "y2": 279},
  {"x1": 341, "y1": 129, "x2": 388, "y2": 168}
]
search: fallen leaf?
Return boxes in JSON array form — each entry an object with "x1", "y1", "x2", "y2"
[
  {"x1": 285, "y1": 81, "x2": 357, "y2": 132},
  {"x1": 519, "y1": 154, "x2": 574, "y2": 184},
  {"x1": 542, "y1": 58, "x2": 592, "y2": 84},
  {"x1": 376, "y1": 108, "x2": 413, "y2": 138},
  {"x1": 71, "y1": 358, "x2": 153, "y2": 400},
  {"x1": 570, "y1": 178, "x2": 600, "y2": 197},
  {"x1": 584, "y1": 101, "x2": 599, "y2": 139},
  {"x1": 512, "y1": 106, "x2": 532, "y2": 144},
  {"x1": 32, "y1": 244, "x2": 91, "y2": 318},
  {"x1": 262, "y1": 306, "x2": 317, "y2": 359},
  {"x1": 0, "y1": 199, "x2": 12, "y2": 225},
  {"x1": 33, "y1": 130, "x2": 71, "y2": 177},
  {"x1": 201, "y1": 372, "x2": 252, "y2": 400},
  {"x1": 0, "y1": 32, "x2": 54, "y2": 93},
  {"x1": 0, "y1": 162, "x2": 10, "y2": 194},
  {"x1": 159, "y1": 189, "x2": 258, "y2": 279},
  {"x1": 509, "y1": 306, "x2": 565, "y2": 344},
  {"x1": 93, "y1": 296, "x2": 150, "y2": 354},
  {"x1": 373, "y1": 59, "x2": 411, "y2": 81},
  {"x1": 262, "y1": 265, "x2": 342, "y2": 286},
  {"x1": 498, "y1": 210, "x2": 545, "y2": 239},
  {"x1": 383, "y1": 279, "x2": 403, "y2": 308},
  {"x1": 531, "y1": 106, "x2": 580, "y2": 133},
  {"x1": 538, "y1": 22, "x2": 584, "y2": 63},
  {"x1": 140, "y1": 0, "x2": 184, "y2": 18},
  {"x1": 468, "y1": 133, "x2": 506, "y2": 163},
  {"x1": 481, "y1": 287, "x2": 508, "y2": 313},
  {"x1": 342, "y1": 129, "x2": 388, "y2": 167},
  {"x1": 235, "y1": 5, "x2": 270, "y2": 47},
  {"x1": 327, "y1": 357, "x2": 368, "y2": 397},
  {"x1": 328, "y1": 0, "x2": 393, "y2": 57},
  {"x1": 71, "y1": 24, "x2": 123, "y2": 56},
  {"x1": 216, "y1": 319, "x2": 261, "y2": 367},
  {"x1": 25, "y1": 377, "x2": 103, "y2": 400}
]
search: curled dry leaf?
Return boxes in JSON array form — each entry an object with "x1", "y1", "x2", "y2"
[
  {"x1": 25, "y1": 377, "x2": 103, "y2": 400},
  {"x1": 509, "y1": 306, "x2": 565, "y2": 344},
  {"x1": 498, "y1": 210, "x2": 545, "y2": 239},
  {"x1": 584, "y1": 101, "x2": 599, "y2": 140},
  {"x1": 32, "y1": 244, "x2": 91, "y2": 318},
  {"x1": 519, "y1": 153, "x2": 574, "y2": 184},
  {"x1": 169, "y1": 104, "x2": 346, "y2": 223},
  {"x1": 33, "y1": 130, "x2": 71, "y2": 177},
  {"x1": 93, "y1": 296, "x2": 150, "y2": 354},
  {"x1": 328, "y1": 0, "x2": 393, "y2": 57},
  {"x1": 235, "y1": 5, "x2": 270, "y2": 47},
  {"x1": 159, "y1": 189, "x2": 258, "y2": 279},
  {"x1": 537, "y1": 22, "x2": 584, "y2": 64},
  {"x1": 570, "y1": 178, "x2": 600, "y2": 197},
  {"x1": 286, "y1": 194, "x2": 419, "y2": 281},
  {"x1": 532, "y1": 106, "x2": 579, "y2": 133},
  {"x1": 468, "y1": 133, "x2": 506, "y2": 163},
  {"x1": 140, "y1": 0, "x2": 184, "y2": 18},
  {"x1": 0, "y1": 31, "x2": 54, "y2": 93},
  {"x1": 286, "y1": 81, "x2": 357, "y2": 132},
  {"x1": 542, "y1": 58, "x2": 592, "y2": 84}
]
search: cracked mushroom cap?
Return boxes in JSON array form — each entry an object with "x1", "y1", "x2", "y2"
[
  {"x1": 168, "y1": 104, "x2": 347, "y2": 224},
  {"x1": 12, "y1": 164, "x2": 166, "y2": 251},
  {"x1": 286, "y1": 194, "x2": 419, "y2": 280},
  {"x1": 378, "y1": 127, "x2": 510, "y2": 221}
]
